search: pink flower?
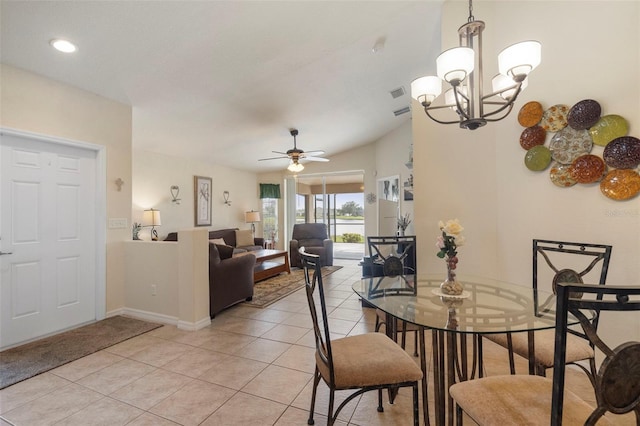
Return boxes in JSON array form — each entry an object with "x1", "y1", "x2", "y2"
[{"x1": 436, "y1": 235, "x2": 445, "y2": 249}]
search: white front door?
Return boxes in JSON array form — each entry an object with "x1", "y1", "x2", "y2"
[{"x1": 1, "y1": 131, "x2": 98, "y2": 348}]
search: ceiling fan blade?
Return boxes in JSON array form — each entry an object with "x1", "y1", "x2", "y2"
[
  {"x1": 304, "y1": 150, "x2": 325, "y2": 156},
  {"x1": 272, "y1": 150, "x2": 288, "y2": 155},
  {"x1": 258, "y1": 155, "x2": 288, "y2": 161},
  {"x1": 304, "y1": 156, "x2": 330, "y2": 162}
]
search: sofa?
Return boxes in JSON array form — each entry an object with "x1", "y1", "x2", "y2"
[
  {"x1": 209, "y1": 242, "x2": 256, "y2": 317},
  {"x1": 289, "y1": 223, "x2": 334, "y2": 267},
  {"x1": 165, "y1": 228, "x2": 264, "y2": 254}
]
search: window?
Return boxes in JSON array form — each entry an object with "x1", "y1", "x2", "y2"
[{"x1": 262, "y1": 198, "x2": 278, "y2": 242}]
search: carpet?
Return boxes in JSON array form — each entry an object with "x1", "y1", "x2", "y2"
[
  {"x1": 244, "y1": 265, "x2": 342, "y2": 308},
  {"x1": 0, "y1": 316, "x2": 162, "y2": 389}
]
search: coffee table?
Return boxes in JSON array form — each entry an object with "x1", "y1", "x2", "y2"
[{"x1": 252, "y1": 249, "x2": 291, "y2": 282}]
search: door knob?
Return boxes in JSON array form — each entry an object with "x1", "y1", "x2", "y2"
[{"x1": 0, "y1": 251, "x2": 13, "y2": 255}]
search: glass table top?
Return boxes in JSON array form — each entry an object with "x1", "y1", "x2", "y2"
[{"x1": 353, "y1": 274, "x2": 562, "y2": 334}]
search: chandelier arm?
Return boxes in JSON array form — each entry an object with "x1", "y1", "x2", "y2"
[
  {"x1": 424, "y1": 107, "x2": 466, "y2": 125},
  {"x1": 453, "y1": 85, "x2": 471, "y2": 121},
  {"x1": 483, "y1": 103, "x2": 516, "y2": 122},
  {"x1": 479, "y1": 83, "x2": 522, "y2": 120}
]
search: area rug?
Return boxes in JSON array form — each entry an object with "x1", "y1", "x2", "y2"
[
  {"x1": 0, "y1": 315, "x2": 162, "y2": 389},
  {"x1": 245, "y1": 265, "x2": 342, "y2": 308}
]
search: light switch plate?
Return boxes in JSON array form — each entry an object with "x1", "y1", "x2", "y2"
[{"x1": 109, "y1": 218, "x2": 128, "y2": 229}]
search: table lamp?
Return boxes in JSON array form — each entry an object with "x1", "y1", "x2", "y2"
[{"x1": 143, "y1": 208, "x2": 161, "y2": 241}]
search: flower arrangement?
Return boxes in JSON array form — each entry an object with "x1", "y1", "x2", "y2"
[
  {"x1": 436, "y1": 219, "x2": 465, "y2": 259},
  {"x1": 398, "y1": 213, "x2": 412, "y2": 232},
  {"x1": 436, "y1": 219, "x2": 465, "y2": 296}
]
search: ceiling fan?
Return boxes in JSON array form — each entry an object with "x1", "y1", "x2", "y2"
[{"x1": 258, "y1": 129, "x2": 329, "y2": 172}]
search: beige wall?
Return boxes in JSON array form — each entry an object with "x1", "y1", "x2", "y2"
[
  {"x1": 0, "y1": 64, "x2": 133, "y2": 314},
  {"x1": 413, "y1": 1, "x2": 640, "y2": 343},
  {"x1": 132, "y1": 149, "x2": 259, "y2": 240}
]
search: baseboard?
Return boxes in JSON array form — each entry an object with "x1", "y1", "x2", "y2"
[
  {"x1": 177, "y1": 317, "x2": 211, "y2": 331},
  {"x1": 108, "y1": 307, "x2": 210, "y2": 331}
]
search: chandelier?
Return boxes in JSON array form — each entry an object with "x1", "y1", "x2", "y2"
[{"x1": 411, "y1": 0, "x2": 541, "y2": 130}]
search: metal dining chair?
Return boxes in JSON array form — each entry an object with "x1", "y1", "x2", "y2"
[
  {"x1": 367, "y1": 235, "x2": 421, "y2": 357},
  {"x1": 451, "y1": 281, "x2": 640, "y2": 425},
  {"x1": 484, "y1": 239, "x2": 612, "y2": 378},
  {"x1": 299, "y1": 248, "x2": 423, "y2": 426}
]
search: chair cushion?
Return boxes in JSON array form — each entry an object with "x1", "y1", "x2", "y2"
[
  {"x1": 235, "y1": 229, "x2": 254, "y2": 247},
  {"x1": 486, "y1": 329, "x2": 594, "y2": 367},
  {"x1": 449, "y1": 375, "x2": 610, "y2": 425},
  {"x1": 316, "y1": 332, "x2": 422, "y2": 389}
]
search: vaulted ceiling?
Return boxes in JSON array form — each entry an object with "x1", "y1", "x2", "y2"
[{"x1": 1, "y1": 1, "x2": 442, "y2": 172}]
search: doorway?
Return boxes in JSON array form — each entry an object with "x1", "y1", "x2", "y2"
[
  {"x1": 293, "y1": 172, "x2": 365, "y2": 260},
  {"x1": 1, "y1": 129, "x2": 106, "y2": 349}
]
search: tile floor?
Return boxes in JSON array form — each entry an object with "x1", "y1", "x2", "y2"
[{"x1": 0, "y1": 259, "x2": 634, "y2": 425}]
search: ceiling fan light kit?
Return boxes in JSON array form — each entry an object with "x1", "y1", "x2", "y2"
[
  {"x1": 258, "y1": 128, "x2": 330, "y2": 172},
  {"x1": 411, "y1": 0, "x2": 541, "y2": 130}
]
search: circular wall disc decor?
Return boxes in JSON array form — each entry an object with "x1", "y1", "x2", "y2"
[
  {"x1": 540, "y1": 104, "x2": 569, "y2": 132},
  {"x1": 589, "y1": 115, "x2": 629, "y2": 147},
  {"x1": 569, "y1": 154, "x2": 607, "y2": 184},
  {"x1": 567, "y1": 99, "x2": 602, "y2": 130},
  {"x1": 600, "y1": 169, "x2": 640, "y2": 200},
  {"x1": 525, "y1": 145, "x2": 552, "y2": 171},
  {"x1": 520, "y1": 125, "x2": 546, "y2": 150},
  {"x1": 603, "y1": 136, "x2": 640, "y2": 169}
]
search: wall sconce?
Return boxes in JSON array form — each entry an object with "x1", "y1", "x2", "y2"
[
  {"x1": 223, "y1": 191, "x2": 231, "y2": 206},
  {"x1": 245, "y1": 210, "x2": 261, "y2": 236},
  {"x1": 170, "y1": 185, "x2": 181, "y2": 204},
  {"x1": 142, "y1": 208, "x2": 162, "y2": 241}
]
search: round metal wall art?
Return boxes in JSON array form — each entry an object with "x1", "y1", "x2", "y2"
[
  {"x1": 567, "y1": 99, "x2": 602, "y2": 130},
  {"x1": 517, "y1": 99, "x2": 638, "y2": 201},
  {"x1": 602, "y1": 136, "x2": 640, "y2": 169}
]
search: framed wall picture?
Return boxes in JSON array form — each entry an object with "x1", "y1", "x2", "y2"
[{"x1": 194, "y1": 175, "x2": 212, "y2": 226}]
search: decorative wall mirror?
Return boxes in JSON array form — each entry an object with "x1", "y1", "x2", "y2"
[{"x1": 377, "y1": 175, "x2": 399, "y2": 236}]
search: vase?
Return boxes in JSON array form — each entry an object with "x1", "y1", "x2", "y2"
[{"x1": 440, "y1": 255, "x2": 463, "y2": 296}]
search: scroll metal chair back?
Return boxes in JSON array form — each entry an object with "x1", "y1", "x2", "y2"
[
  {"x1": 450, "y1": 282, "x2": 640, "y2": 425},
  {"x1": 485, "y1": 239, "x2": 612, "y2": 377},
  {"x1": 367, "y1": 235, "x2": 417, "y2": 277},
  {"x1": 368, "y1": 235, "x2": 420, "y2": 356},
  {"x1": 299, "y1": 247, "x2": 423, "y2": 426}
]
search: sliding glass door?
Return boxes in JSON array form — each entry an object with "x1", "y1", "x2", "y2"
[{"x1": 291, "y1": 172, "x2": 365, "y2": 260}]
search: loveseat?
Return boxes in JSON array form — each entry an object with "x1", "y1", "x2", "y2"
[
  {"x1": 165, "y1": 228, "x2": 264, "y2": 254},
  {"x1": 208, "y1": 242, "x2": 256, "y2": 317}
]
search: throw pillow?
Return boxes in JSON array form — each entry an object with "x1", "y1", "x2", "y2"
[
  {"x1": 215, "y1": 244, "x2": 234, "y2": 260},
  {"x1": 235, "y1": 229, "x2": 254, "y2": 247},
  {"x1": 210, "y1": 238, "x2": 227, "y2": 245}
]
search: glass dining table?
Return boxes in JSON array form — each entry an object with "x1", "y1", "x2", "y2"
[{"x1": 353, "y1": 273, "x2": 562, "y2": 426}]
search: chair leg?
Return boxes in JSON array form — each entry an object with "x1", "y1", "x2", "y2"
[
  {"x1": 413, "y1": 382, "x2": 420, "y2": 426},
  {"x1": 328, "y1": 389, "x2": 336, "y2": 426},
  {"x1": 307, "y1": 370, "x2": 320, "y2": 425},
  {"x1": 506, "y1": 333, "x2": 516, "y2": 374},
  {"x1": 378, "y1": 388, "x2": 384, "y2": 412}
]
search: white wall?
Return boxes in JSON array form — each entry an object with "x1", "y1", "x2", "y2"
[
  {"x1": 133, "y1": 149, "x2": 259, "y2": 240},
  {"x1": 413, "y1": 1, "x2": 640, "y2": 344}
]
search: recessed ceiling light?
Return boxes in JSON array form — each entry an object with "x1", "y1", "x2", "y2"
[{"x1": 50, "y1": 39, "x2": 77, "y2": 53}]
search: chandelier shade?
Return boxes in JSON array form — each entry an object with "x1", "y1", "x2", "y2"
[
  {"x1": 436, "y1": 47, "x2": 475, "y2": 84},
  {"x1": 411, "y1": 0, "x2": 541, "y2": 130},
  {"x1": 498, "y1": 40, "x2": 542, "y2": 81}
]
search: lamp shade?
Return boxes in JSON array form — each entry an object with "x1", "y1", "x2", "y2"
[
  {"x1": 437, "y1": 47, "x2": 474, "y2": 84},
  {"x1": 142, "y1": 209, "x2": 161, "y2": 226},
  {"x1": 287, "y1": 161, "x2": 304, "y2": 172},
  {"x1": 498, "y1": 40, "x2": 541, "y2": 81},
  {"x1": 245, "y1": 211, "x2": 261, "y2": 223},
  {"x1": 411, "y1": 76, "x2": 442, "y2": 105}
]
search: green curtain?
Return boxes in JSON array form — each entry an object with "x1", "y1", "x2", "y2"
[{"x1": 260, "y1": 183, "x2": 281, "y2": 199}]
